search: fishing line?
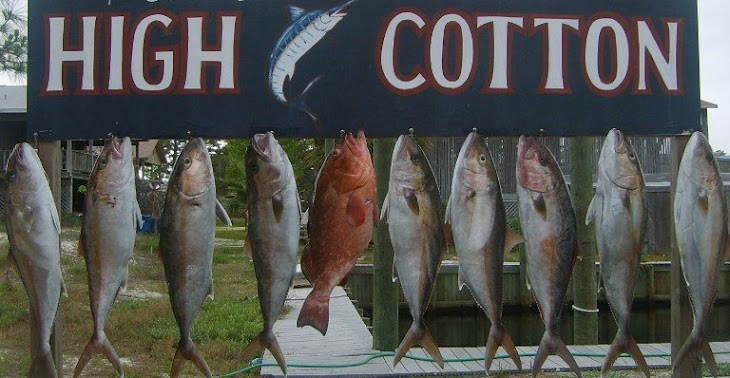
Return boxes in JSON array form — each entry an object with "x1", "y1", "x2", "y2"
[{"x1": 215, "y1": 349, "x2": 730, "y2": 377}]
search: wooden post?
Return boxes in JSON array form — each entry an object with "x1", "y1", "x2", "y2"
[
  {"x1": 569, "y1": 136, "x2": 598, "y2": 344},
  {"x1": 37, "y1": 141, "x2": 63, "y2": 376},
  {"x1": 670, "y1": 135, "x2": 700, "y2": 377},
  {"x1": 372, "y1": 138, "x2": 399, "y2": 350}
]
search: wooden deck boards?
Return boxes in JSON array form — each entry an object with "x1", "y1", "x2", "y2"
[{"x1": 260, "y1": 287, "x2": 730, "y2": 377}]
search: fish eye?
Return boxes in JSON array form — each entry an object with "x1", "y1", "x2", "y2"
[
  {"x1": 331, "y1": 149, "x2": 342, "y2": 158},
  {"x1": 411, "y1": 154, "x2": 421, "y2": 164},
  {"x1": 182, "y1": 157, "x2": 192, "y2": 169},
  {"x1": 7, "y1": 170, "x2": 16, "y2": 182},
  {"x1": 628, "y1": 151, "x2": 636, "y2": 161},
  {"x1": 539, "y1": 153, "x2": 548, "y2": 166},
  {"x1": 99, "y1": 156, "x2": 108, "y2": 169},
  {"x1": 478, "y1": 154, "x2": 487, "y2": 164},
  {"x1": 249, "y1": 161, "x2": 259, "y2": 174}
]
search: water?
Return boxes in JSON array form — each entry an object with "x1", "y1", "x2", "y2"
[{"x1": 380, "y1": 302, "x2": 730, "y2": 347}]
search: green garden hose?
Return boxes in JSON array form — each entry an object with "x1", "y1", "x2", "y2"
[{"x1": 217, "y1": 349, "x2": 727, "y2": 377}]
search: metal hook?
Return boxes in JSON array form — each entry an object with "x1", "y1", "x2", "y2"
[
  {"x1": 408, "y1": 127, "x2": 415, "y2": 137},
  {"x1": 539, "y1": 128, "x2": 545, "y2": 137},
  {"x1": 187, "y1": 131, "x2": 192, "y2": 140},
  {"x1": 472, "y1": 127, "x2": 478, "y2": 134},
  {"x1": 340, "y1": 129, "x2": 346, "y2": 138},
  {"x1": 108, "y1": 132, "x2": 114, "y2": 140},
  {"x1": 33, "y1": 132, "x2": 38, "y2": 150}
]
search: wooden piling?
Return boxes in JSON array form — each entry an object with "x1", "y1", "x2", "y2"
[
  {"x1": 371, "y1": 138, "x2": 399, "y2": 350},
  {"x1": 569, "y1": 136, "x2": 598, "y2": 344},
  {"x1": 670, "y1": 135, "x2": 700, "y2": 377},
  {"x1": 37, "y1": 140, "x2": 63, "y2": 377}
]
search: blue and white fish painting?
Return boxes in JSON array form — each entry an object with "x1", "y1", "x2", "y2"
[{"x1": 268, "y1": 0, "x2": 357, "y2": 125}]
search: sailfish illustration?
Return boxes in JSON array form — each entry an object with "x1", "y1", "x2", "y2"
[{"x1": 268, "y1": 0, "x2": 357, "y2": 126}]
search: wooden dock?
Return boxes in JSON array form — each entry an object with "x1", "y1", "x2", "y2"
[{"x1": 261, "y1": 287, "x2": 730, "y2": 377}]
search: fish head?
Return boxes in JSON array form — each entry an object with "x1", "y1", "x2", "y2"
[
  {"x1": 323, "y1": 130, "x2": 373, "y2": 193},
  {"x1": 456, "y1": 132, "x2": 497, "y2": 191},
  {"x1": 5, "y1": 142, "x2": 46, "y2": 194},
  {"x1": 89, "y1": 136, "x2": 134, "y2": 195},
  {"x1": 328, "y1": 0, "x2": 357, "y2": 18},
  {"x1": 682, "y1": 131, "x2": 719, "y2": 191},
  {"x1": 517, "y1": 135, "x2": 560, "y2": 193},
  {"x1": 170, "y1": 137, "x2": 214, "y2": 197},
  {"x1": 600, "y1": 129, "x2": 644, "y2": 190},
  {"x1": 391, "y1": 135, "x2": 431, "y2": 190},
  {"x1": 246, "y1": 132, "x2": 292, "y2": 195}
]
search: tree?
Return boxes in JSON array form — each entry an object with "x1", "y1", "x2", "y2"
[{"x1": 0, "y1": 0, "x2": 27, "y2": 76}]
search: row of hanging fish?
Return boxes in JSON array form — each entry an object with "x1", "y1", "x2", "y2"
[
  {"x1": 242, "y1": 129, "x2": 729, "y2": 378},
  {"x1": 6, "y1": 129, "x2": 726, "y2": 377}
]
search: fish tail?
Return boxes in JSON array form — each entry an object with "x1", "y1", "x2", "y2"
[
  {"x1": 485, "y1": 323, "x2": 522, "y2": 372},
  {"x1": 393, "y1": 321, "x2": 444, "y2": 369},
  {"x1": 532, "y1": 332, "x2": 582, "y2": 378},
  {"x1": 602, "y1": 331, "x2": 650, "y2": 377},
  {"x1": 30, "y1": 343, "x2": 57, "y2": 378},
  {"x1": 240, "y1": 330, "x2": 287, "y2": 375},
  {"x1": 673, "y1": 331, "x2": 717, "y2": 377},
  {"x1": 73, "y1": 331, "x2": 123, "y2": 378},
  {"x1": 297, "y1": 287, "x2": 330, "y2": 335},
  {"x1": 170, "y1": 338, "x2": 212, "y2": 378},
  {"x1": 292, "y1": 75, "x2": 323, "y2": 129}
]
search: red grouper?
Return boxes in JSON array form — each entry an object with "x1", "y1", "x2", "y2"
[
  {"x1": 381, "y1": 135, "x2": 445, "y2": 368},
  {"x1": 446, "y1": 132, "x2": 524, "y2": 373},
  {"x1": 585, "y1": 129, "x2": 649, "y2": 377},
  {"x1": 4, "y1": 142, "x2": 66, "y2": 378},
  {"x1": 673, "y1": 131, "x2": 728, "y2": 377},
  {"x1": 159, "y1": 138, "x2": 232, "y2": 378},
  {"x1": 298, "y1": 130, "x2": 378, "y2": 335},
  {"x1": 240, "y1": 132, "x2": 300, "y2": 374},
  {"x1": 516, "y1": 136, "x2": 582, "y2": 378},
  {"x1": 74, "y1": 137, "x2": 142, "y2": 378}
]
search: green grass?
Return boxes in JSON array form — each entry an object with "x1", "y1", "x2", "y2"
[
  {"x1": 705, "y1": 363, "x2": 730, "y2": 376},
  {"x1": 0, "y1": 283, "x2": 30, "y2": 327}
]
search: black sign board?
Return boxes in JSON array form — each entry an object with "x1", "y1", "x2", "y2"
[{"x1": 28, "y1": 0, "x2": 700, "y2": 139}]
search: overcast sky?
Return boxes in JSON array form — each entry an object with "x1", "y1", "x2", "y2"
[{"x1": 2, "y1": 1, "x2": 729, "y2": 151}]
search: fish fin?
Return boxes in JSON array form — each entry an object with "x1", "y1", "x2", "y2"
[
  {"x1": 5, "y1": 253, "x2": 17, "y2": 272},
  {"x1": 292, "y1": 75, "x2": 324, "y2": 128},
  {"x1": 443, "y1": 223, "x2": 453, "y2": 248},
  {"x1": 60, "y1": 276, "x2": 68, "y2": 298},
  {"x1": 532, "y1": 332, "x2": 582, "y2": 378},
  {"x1": 171, "y1": 338, "x2": 212, "y2": 378},
  {"x1": 30, "y1": 344, "x2": 57, "y2": 378},
  {"x1": 532, "y1": 193, "x2": 546, "y2": 220},
  {"x1": 272, "y1": 193, "x2": 284, "y2": 223},
  {"x1": 78, "y1": 230, "x2": 87, "y2": 258},
  {"x1": 393, "y1": 322, "x2": 444, "y2": 368},
  {"x1": 585, "y1": 194, "x2": 600, "y2": 225},
  {"x1": 289, "y1": 5, "x2": 306, "y2": 21},
  {"x1": 49, "y1": 203, "x2": 61, "y2": 235},
  {"x1": 243, "y1": 234, "x2": 253, "y2": 259},
  {"x1": 240, "y1": 331, "x2": 287, "y2": 375},
  {"x1": 380, "y1": 193, "x2": 389, "y2": 221},
  {"x1": 73, "y1": 332, "x2": 124, "y2": 378},
  {"x1": 504, "y1": 228, "x2": 525, "y2": 254},
  {"x1": 346, "y1": 195, "x2": 368, "y2": 227},
  {"x1": 673, "y1": 333, "x2": 717, "y2": 377},
  {"x1": 602, "y1": 332, "x2": 649, "y2": 378},
  {"x1": 297, "y1": 288, "x2": 330, "y2": 335},
  {"x1": 620, "y1": 189, "x2": 632, "y2": 210},
  {"x1": 372, "y1": 200, "x2": 380, "y2": 227},
  {"x1": 207, "y1": 282, "x2": 214, "y2": 301},
  {"x1": 444, "y1": 197, "x2": 452, "y2": 224},
  {"x1": 485, "y1": 324, "x2": 522, "y2": 372},
  {"x1": 391, "y1": 253, "x2": 398, "y2": 282},
  {"x1": 21, "y1": 208, "x2": 34, "y2": 233},
  {"x1": 134, "y1": 200, "x2": 144, "y2": 229},
  {"x1": 216, "y1": 199, "x2": 233, "y2": 227},
  {"x1": 404, "y1": 189, "x2": 420, "y2": 216},
  {"x1": 457, "y1": 266, "x2": 467, "y2": 291},
  {"x1": 698, "y1": 189, "x2": 709, "y2": 213}
]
